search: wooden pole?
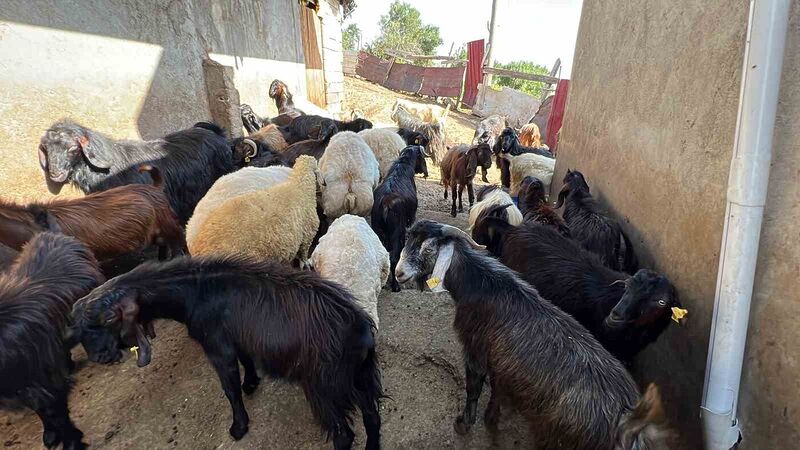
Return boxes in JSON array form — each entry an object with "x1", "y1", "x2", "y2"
[{"x1": 479, "y1": 0, "x2": 500, "y2": 112}]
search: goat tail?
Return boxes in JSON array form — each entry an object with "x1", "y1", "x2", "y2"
[
  {"x1": 138, "y1": 164, "x2": 164, "y2": 189},
  {"x1": 345, "y1": 191, "x2": 357, "y2": 214},
  {"x1": 616, "y1": 384, "x2": 670, "y2": 450}
]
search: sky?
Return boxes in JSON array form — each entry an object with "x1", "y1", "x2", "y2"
[{"x1": 344, "y1": 0, "x2": 584, "y2": 78}]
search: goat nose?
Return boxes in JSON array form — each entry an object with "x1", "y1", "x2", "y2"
[{"x1": 610, "y1": 311, "x2": 624, "y2": 322}]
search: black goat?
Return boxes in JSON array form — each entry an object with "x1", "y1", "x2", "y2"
[
  {"x1": 555, "y1": 169, "x2": 639, "y2": 273},
  {"x1": 0, "y1": 233, "x2": 104, "y2": 450},
  {"x1": 473, "y1": 217, "x2": 683, "y2": 362},
  {"x1": 0, "y1": 243, "x2": 19, "y2": 272},
  {"x1": 240, "y1": 104, "x2": 268, "y2": 134},
  {"x1": 396, "y1": 128, "x2": 429, "y2": 148},
  {"x1": 518, "y1": 176, "x2": 570, "y2": 237},
  {"x1": 268, "y1": 79, "x2": 305, "y2": 125},
  {"x1": 284, "y1": 115, "x2": 373, "y2": 144},
  {"x1": 492, "y1": 127, "x2": 554, "y2": 189},
  {"x1": 72, "y1": 256, "x2": 382, "y2": 450},
  {"x1": 280, "y1": 120, "x2": 339, "y2": 166},
  {"x1": 230, "y1": 137, "x2": 285, "y2": 168},
  {"x1": 394, "y1": 220, "x2": 668, "y2": 449},
  {"x1": 371, "y1": 145, "x2": 427, "y2": 292},
  {"x1": 39, "y1": 120, "x2": 234, "y2": 224}
]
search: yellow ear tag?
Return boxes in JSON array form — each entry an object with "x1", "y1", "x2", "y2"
[
  {"x1": 426, "y1": 277, "x2": 441, "y2": 289},
  {"x1": 671, "y1": 307, "x2": 688, "y2": 324},
  {"x1": 130, "y1": 346, "x2": 139, "y2": 359}
]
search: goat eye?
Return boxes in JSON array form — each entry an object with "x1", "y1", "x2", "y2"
[{"x1": 657, "y1": 299, "x2": 667, "y2": 306}]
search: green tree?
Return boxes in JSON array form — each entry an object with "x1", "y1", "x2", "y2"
[
  {"x1": 491, "y1": 60, "x2": 550, "y2": 98},
  {"x1": 342, "y1": 23, "x2": 361, "y2": 51},
  {"x1": 368, "y1": 1, "x2": 443, "y2": 66}
]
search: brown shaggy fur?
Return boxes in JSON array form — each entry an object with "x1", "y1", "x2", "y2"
[
  {"x1": 249, "y1": 124, "x2": 289, "y2": 152},
  {"x1": 519, "y1": 123, "x2": 542, "y2": 148},
  {"x1": 0, "y1": 168, "x2": 185, "y2": 260}
]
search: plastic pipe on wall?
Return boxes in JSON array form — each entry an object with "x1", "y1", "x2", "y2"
[{"x1": 701, "y1": 0, "x2": 791, "y2": 449}]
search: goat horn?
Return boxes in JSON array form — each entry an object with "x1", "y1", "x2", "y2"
[
  {"x1": 243, "y1": 139, "x2": 258, "y2": 159},
  {"x1": 440, "y1": 224, "x2": 486, "y2": 250}
]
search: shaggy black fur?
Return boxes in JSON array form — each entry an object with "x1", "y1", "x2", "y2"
[
  {"x1": 284, "y1": 115, "x2": 373, "y2": 144},
  {"x1": 0, "y1": 233, "x2": 104, "y2": 450},
  {"x1": 72, "y1": 256, "x2": 382, "y2": 450},
  {"x1": 555, "y1": 169, "x2": 639, "y2": 273},
  {"x1": 395, "y1": 220, "x2": 667, "y2": 449},
  {"x1": 230, "y1": 137, "x2": 285, "y2": 168},
  {"x1": 371, "y1": 145, "x2": 426, "y2": 292},
  {"x1": 517, "y1": 176, "x2": 570, "y2": 237},
  {"x1": 39, "y1": 120, "x2": 234, "y2": 224},
  {"x1": 492, "y1": 127, "x2": 554, "y2": 189},
  {"x1": 280, "y1": 120, "x2": 339, "y2": 166},
  {"x1": 472, "y1": 218, "x2": 680, "y2": 362}
]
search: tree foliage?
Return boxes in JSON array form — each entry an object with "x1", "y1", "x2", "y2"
[
  {"x1": 343, "y1": 24, "x2": 361, "y2": 51},
  {"x1": 368, "y1": 1, "x2": 443, "y2": 66},
  {"x1": 491, "y1": 60, "x2": 551, "y2": 98}
]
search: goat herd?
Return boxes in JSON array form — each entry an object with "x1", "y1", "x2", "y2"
[{"x1": 0, "y1": 79, "x2": 685, "y2": 450}]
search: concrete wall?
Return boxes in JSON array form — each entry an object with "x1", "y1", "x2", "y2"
[
  {"x1": 556, "y1": 0, "x2": 799, "y2": 448},
  {"x1": 473, "y1": 84, "x2": 541, "y2": 128},
  {"x1": 319, "y1": 0, "x2": 345, "y2": 116},
  {"x1": 0, "y1": 0, "x2": 332, "y2": 201}
]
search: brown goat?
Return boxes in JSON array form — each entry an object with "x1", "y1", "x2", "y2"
[
  {"x1": 440, "y1": 143, "x2": 492, "y2": 217},
  {"x1": 0, "y1": 166, "x2": 185, "y2": 260},
  {"x1": 519, "y1": 123, "x2": 542, "y2": 148}
]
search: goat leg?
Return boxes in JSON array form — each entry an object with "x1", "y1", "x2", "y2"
[
  {"x1": 451, "y1": 184, "x2": 458, "y2": 217},
  {"x1": 458, "y1": 184, "x2": 466, "y2": 213},
  {"x1": 467, "y1": 183, "x2": 475, "y2": 208},
  {"x1": 34, "y1": 389, "x2": 85, "y2": 450},
  {"x1": 484, "y1": 376, "x2": 501, "y2": 430},
  {"x1": 454, "y1": 363, "x2": 486, "y2": 435},
  {"x1": 238, "y1": 350, "x2": 261, "y2": 395},
  {"x1": 207, "y1": 349, "x2": 250, "y2": 440}
]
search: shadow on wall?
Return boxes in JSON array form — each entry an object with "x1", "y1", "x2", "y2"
[
  {"x1": 2, "y1": 0, "x2": 304, "y2": 138},
  {"x1": 0, "y1": 0, "x2": 306, "y2": 197}
]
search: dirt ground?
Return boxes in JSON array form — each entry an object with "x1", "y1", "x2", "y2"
[{"x1": 0, "y1": 77, "x2": 531, "y2": 449}]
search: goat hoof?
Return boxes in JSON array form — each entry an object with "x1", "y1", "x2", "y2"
[
  {"x1": 391, "y1": 283, "x2": 401, "y2": 293},
  {"x1": 42, "y1": 430, "x2": 60, "y2": 448},
  {"x1": 62, "y1": 439, "x2": 88, "y2": 450},
  {"x1": 454, "y1": 416, "x2": 472, "y2": 435},
  {"x1": 484, "y1": 409, "x2": 500, "y2": 429},
  {"x1": 242, "y1": 378, "x2": 260, "y2": 395},
  {"x1": 229, "y1": 422, "x2": 249, "y2": 440},
  {"x1": 450, "y1": 210, "x2": 457, "y2": 218}
]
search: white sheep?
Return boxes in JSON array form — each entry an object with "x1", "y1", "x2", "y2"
[
  {"x1": 319, "y1": 131, "x2": 380, "y2": 220},
  {"x1": 310, "y1": 214, "x2": 389, "y2": 328},
  {"x1": 358, "y1": 128, "x2": 406, "y2": 179},
  {"x1": 392, "y1": 98, "x2": 450, "y2": 124},
  {"x1": 185, "y1": 166, "x2": 292, "y2": 247},
  {"x1": 468, "y1": 186, "x2": 524, "y2": 232},
  {"x1": 190, "y1": 156, "x2": 319, "y2": 267},
  {"x1": 503, "y1": 152, "x2": 556, "y2": 197}
]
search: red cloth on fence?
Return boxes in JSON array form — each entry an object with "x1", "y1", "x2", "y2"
[
  {"x1": 462, "y1": 39, "x2": 484, "y2": 106},
  {"x1": 545, "y1": 79, "x2": 570, "y2": 152}
]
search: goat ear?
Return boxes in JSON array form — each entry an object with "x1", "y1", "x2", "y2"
[
  {"x1": 78, "y1": 135, "x2": 112, "y2": 169},
  {"x1": 554, "y1": 184, "x2": 569, "y2": 209},
  {"x1": 119, "y1": 293, "x2": 152, "y2": 367}
]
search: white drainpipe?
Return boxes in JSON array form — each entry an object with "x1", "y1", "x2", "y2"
[{"x1": 701, "y1": 0, "x2": 791, "y2": 448}]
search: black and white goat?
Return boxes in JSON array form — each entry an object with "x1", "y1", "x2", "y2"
[
  {"x1": 492, "y1": 127, "x2": 554, "y2": 189},
  {"x1": 394, "y1": 220, "x2": 669, "y2": 449}
]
